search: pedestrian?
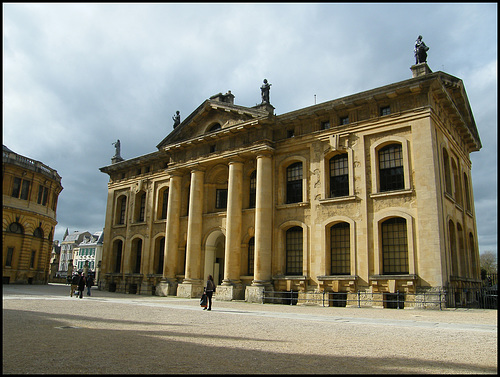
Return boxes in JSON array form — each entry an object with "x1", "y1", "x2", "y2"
[
  {"x1": 204, "y1": 275, "x2": 216, "y2": 311},
  {"x1": 70, "y1": 273, "x2": 80, "y2": 297},
  {"x1": 77, "y1": 273, "x2": 86, "y2": 299},
  {"x1": 86, "y1": 274, "x2": 94, "y2": 296}
]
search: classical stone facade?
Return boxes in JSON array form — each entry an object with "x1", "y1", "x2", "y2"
[
  {"x1": 3, "y1": 145, "x2": 63, "y2": 284},
  {"x1": 99, "y1": 64, "x2": 482, "y2": 307}
]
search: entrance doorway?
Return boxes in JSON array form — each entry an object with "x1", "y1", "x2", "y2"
[{"x1": 204, "y1": 230, "x2": 225, "y2": 285}]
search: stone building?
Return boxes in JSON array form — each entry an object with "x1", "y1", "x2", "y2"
[
  {"x1": 3, "y1": 145, "x2": 63, "y2": 284},
  {"x1": 58, "y1": 230, "x2": 91, "y2": 277},
  {"x1": 73, "y1": 230, "x2": 103, "y2": 278},
  {"x1": 99, "y1": 63, "x2": 482, "y2": 307}
]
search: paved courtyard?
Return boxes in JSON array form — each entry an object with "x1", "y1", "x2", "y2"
[{"x1": 3, "y1": 283, "x2": 497, "y2": 374}]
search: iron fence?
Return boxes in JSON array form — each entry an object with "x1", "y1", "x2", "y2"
[{"x1": 262, "y1": 288, "x2": 497, "y2": 310}]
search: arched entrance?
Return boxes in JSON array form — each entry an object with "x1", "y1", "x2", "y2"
[{"x1": 204, "y1": 230, "x2": 225, "y2": 286}]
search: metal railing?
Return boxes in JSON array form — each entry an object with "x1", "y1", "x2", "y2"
[{"x1": 262, "y1": 288, "x2": 497, "y2": 310}]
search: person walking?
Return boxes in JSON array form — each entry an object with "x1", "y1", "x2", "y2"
[
  {"x1": 86, "y1": 274, "x2": 94, "y2": 296},
  {"x1": 77, "y1": 273, "x2": 86, "y2": 299},
  {"x1": 70, "y1": 273, "x2": 80, "y2": 297},
  {"x1": 204, "y1": 275, "x2": 216, "y2": 311}
]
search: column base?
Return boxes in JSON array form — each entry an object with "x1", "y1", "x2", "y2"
[
  {"x1": 216, "y1": 283, "x2": 245, "y2": 301},
  {"x1": 176, "y1": 280, "x2": 204, "y2": 298},
  {"x1": 156, "y1": 279, "x2": 178, "y2": 296},
  {"x1": 245, "y1": 283, "x2": 273, "y2": 303}
]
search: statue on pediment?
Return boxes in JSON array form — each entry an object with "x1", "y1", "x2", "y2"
[{"x1": 172, "y1": 110, "x2": 180, "y2": 128}]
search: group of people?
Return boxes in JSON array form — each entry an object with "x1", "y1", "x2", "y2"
[{"x1": 70, "y1": 271, "x2": 94, "y2": 299}]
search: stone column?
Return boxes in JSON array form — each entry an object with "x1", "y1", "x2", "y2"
[
  {"x1": 177, "y1": 168, "x2": 204, "y2": 298},
  {"x1": 158, "y1": 174, "x2": 181, "y2": 296},
  {"x1": 219, "y1": 160, "x2": 244, "y2": 300},
  {"x1": 247, "y1": 153, "x2": 274, "y2": 302}
]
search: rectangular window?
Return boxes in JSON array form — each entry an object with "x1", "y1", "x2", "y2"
[
  {"x1": 20, "y1": 180, "x2": 31, "y2": 200},
  {"x1": 12, "y1": 177, "x2": 21, "y2": 198},
  {"x1": 330, "y1": 154, "x2": 349, "y2": 197},
  {"x1": 321, "y1": 121, "x2": 330, "y2": 130},
  {"x1": 287, "y1": 129, "x2": 295, "y2": 138},
  {"x1": 248, "y1": 238, "x2": 255, "y2": 276},
  {"x1": 379, "y1": 144, "x2": 404, "y2": 192},
  {"x1": 249, "y1": 171, "x2": 256, "y2": 209},
  {"x1": 286, "y1": 227, "x2": 303, "y2": 275},
  {"x1": 380, "y1": 106, "x2": 391, "y2": 116},
  {"x1": 12, "y1": 177, "x2": 31, "y2": 200},
  {"x1": 340, "y1": 116, "x2": 349, "y2": 125},
  {"x1": 330, "y1": 223, "x2": 350, "y2": 275},
  {"x1": 382, "y1": 218, "x2": 409, "y2": 275},
  {"x1": 41, "y1": 187, "x2": 48, "y2": 205},
  {"x1": 30, "y1": 250, "x2": 36, "y2": 268},
  {"x1": 161, "y1": 189, "x2": 169, "y2": 219},
  {"x1": 286, "y1": 163, "x2": 303, "y2": 204},
  {"x1": 139, "y1": 193, "x2": 146, "y2": 222},
  {"x1": 6, "y1": 247, "x2": 14, "y2": 267},
  {"x1": 216, "y1": 189, "x2": 228, "y2": 209}
]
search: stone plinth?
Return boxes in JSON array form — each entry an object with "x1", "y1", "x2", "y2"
[
  {"x1": 177, "y1": 280, "x2": 204, "y2": 298},
  {"x1": 156, "y1": 279, "x2": 178, "y2": 296},
  {"x1": 411, "y1": 63, "x2": 432, "y2": 78},
  {"x1": 216, "y1": 284, "x2": 245, "y2": 301}
]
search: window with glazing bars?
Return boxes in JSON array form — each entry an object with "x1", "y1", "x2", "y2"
[
  {"x1": 161, "y1": 189, "x2": 169, "y2": 219},
  {"x1": 249, "y1": 171, "x2": 256, "y2": 208},
  {"x1": 138, "y1": 193, "x2": 146, "y2": 222},
  {"x1": 286, "y1": 226, "x2": 303, "y2": 275},
  {"x1": 286, "y1": 162, "x2": 302, "y2": 204},
  {"x1": 216, "y1": 189, "x2": 228, "y2": 209},
  {"x1": 248, "y1": 237, "x2": 255, "y2": 275},
  {"x1": 38, "y1": 185, "x2": 48, "y2": 205},
  {"x1": 379, "y1": 144, "x2": 404, "y2": 192},
  {"x1": 12, "y1": 177, "x2": 31, "y2": 200},
  {"x1": 119, "y1": 197, "x2": 126, "y2": 224},
  {"x1": 382, "y1": 218, "x2": 408, "y2": 274},
  {"x1": 330, "y1": 222, "x2": 350, "y2": 275},
  {"x1": 330, "y1": 154, "x2": 349, "y2": 197},
  {"x1": 134, "y1": 239, "x2": 142, "y2": 274}
]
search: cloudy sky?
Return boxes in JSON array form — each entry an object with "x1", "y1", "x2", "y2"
[{"x1": 4, "y1": 3, "x2": 497, "y2": 256}]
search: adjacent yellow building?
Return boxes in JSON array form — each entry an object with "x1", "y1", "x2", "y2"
[
  {"x1": 99, "y1": 64, "x2": 482, "y2": 308},
  {"x1": 3, "y1": 146, "x2": 63, "y2": 284}
]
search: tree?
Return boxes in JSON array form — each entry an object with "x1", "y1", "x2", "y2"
[{"x1": 480, "y1": 251, "x2": 497, "y2": 274}]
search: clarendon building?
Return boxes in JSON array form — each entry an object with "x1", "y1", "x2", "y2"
[
  {"x1": 99, "y1": 63, "x2": 482, "y2": 308},
  {"x1": 3, "y1": 145, "x2": 63, "y2": 284}
]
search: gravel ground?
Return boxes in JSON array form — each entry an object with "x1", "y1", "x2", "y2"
[{"x1": 3, "y1": 283, "x2": 497, "y2": 374}]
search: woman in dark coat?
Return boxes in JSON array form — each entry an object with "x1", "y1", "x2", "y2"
[
  {"x1": 77, "y1": 273, "x2": 86, "y2": 299},
  {"x1": 204, "y1": 275, "x2": 215, "y2": 311}
]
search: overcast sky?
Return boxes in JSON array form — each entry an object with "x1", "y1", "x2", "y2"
[{"x1": 4, "y1": 3, "x2": 497, "y2": 256}]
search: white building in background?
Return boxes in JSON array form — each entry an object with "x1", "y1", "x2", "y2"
[
  {"x1": 58, "y1": 230, "x2": 91, "y2": 277},
  {"x1": 73, "y1": 231, "x2": 104, "y2": 277}
]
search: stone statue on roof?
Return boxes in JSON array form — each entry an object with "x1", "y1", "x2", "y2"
[
  {"x1": 414, "y1": 35, "x2": 429, "y2": 64},
  {"x1": 112, "y1": 139, "x2": 121, "y2": 158},
  {"x1": 172, "y1": 110, "x2": 180, "y2": 128},
  {"x1": 260, "y1": 79, "x2": 271, "y2": 104}
]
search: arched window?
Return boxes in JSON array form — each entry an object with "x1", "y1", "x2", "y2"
[
  {"x1": 463, "y1": 173, "x2": 471, "y2": 212},
  {"x1": 329, "y1": 154, "x2": 349, "y2": 197},
  {"x1": 114, "y1": 240, "x2": 123, "y2": 273},
  {"x1": 451, "y1": 159, "x2": 462, "y2": 205},
  {"x1": 457, "y1": 223, "x2": 467, "y2": 277},
  {"x1": 330, "y1": 222, "x2": 350, "y2": 275},
  {"x1": 157, "y1": 237, "x2": 165, "y2": 275},
  {"x1": 248, "y1": 237, "x2": 255, "y2": 276},
  {"x1": 132, "y1": 238, "x2": 143, "y2": 274},
  {"x1": 381, "y1": 218, "x2": 408, "y2": 274},
  {"x1": 249, "y1": 170, "x2": 256, "y2": 208},
  {"x1": 448, "y1": 220, "x2": 458, "y2": 277},
  {"x1": 208, "y1": 123, "x2": 221, "y2": 132},
  {"x1": 136, "y1": 192, "x2": 146, "y2": 222},
  {"x1": 286, "y1": 226, "x2": 303, "y2": 275},
  {"x1": 286, "y1": 162, "x2": 303, "y2": 204},
  {"x1": 443, "y1": 148, "x2": 452, "y2": 194},
  {"x1": 116, "y1": 196, "x2": 127, "y2": 225},
  {"x1": 379, "y1": 144, "x2": 404, "y2": 192},
  {"x1": 33, "y1": 227, "x2": 44, "y2": 238},
  {"x1": 159, "y1": 188, "x2": 169, "y2": 220},
  {"x1": 469, "y1": 233, "x2": 477, "y2": 279}
]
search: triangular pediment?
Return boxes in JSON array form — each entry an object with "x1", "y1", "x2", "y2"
[{"x1": 157, "y1": 93, "x2": 272, "y2": 150}]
